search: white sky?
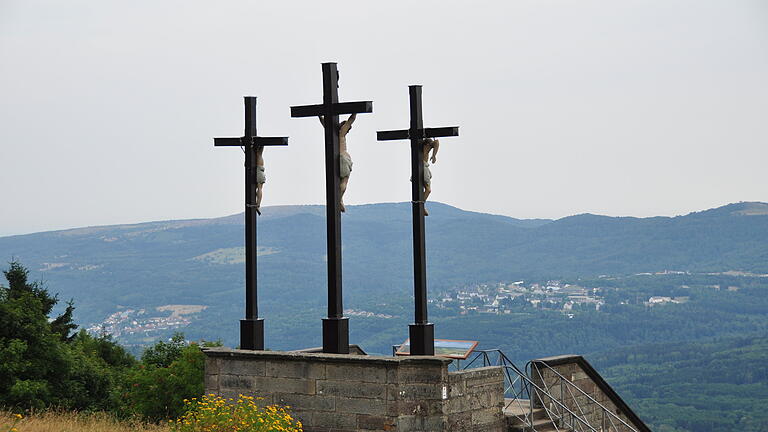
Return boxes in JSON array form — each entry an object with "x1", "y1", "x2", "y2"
[{"x1": 1, "y1": 0, "x2": 767, "y2": 236}]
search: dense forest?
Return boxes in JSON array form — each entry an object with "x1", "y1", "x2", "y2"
[{"x1": 593, "y1": 336, "x2": 768, "y2": 432}]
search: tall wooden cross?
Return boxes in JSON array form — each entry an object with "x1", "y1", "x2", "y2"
[
  {"x1": 290, "y1": 63, "x2": 373, "y2": 354},
  {"x1": 214, "y1": 96, "x2": 288, "y2": 350},
  {"x1": 377, "y1": 85, "x2": 459, "y2": 355}
]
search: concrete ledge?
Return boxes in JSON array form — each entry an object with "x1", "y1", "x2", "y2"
[
  {"x1": 203, "y1": 346, "x2": 451, "y2": 367},
  {"x1": 204, "y1": 347, "x2": 503, "y2": 431},
  {"x1": 294, "y1": 344, "x2": 368, "y2": 355}
]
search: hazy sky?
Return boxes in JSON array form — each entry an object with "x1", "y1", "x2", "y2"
[{"x1": 1, "y1": 0, "x2": 767, "y2": 236}]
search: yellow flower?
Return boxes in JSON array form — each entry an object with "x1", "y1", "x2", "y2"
[{"x1": 15, "y1": 413, "x2": 23, "y2": 419}]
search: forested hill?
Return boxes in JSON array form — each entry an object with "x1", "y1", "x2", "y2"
[
  {"x1": 3, "y1": 201, "x2": 768, "y2": 431},
  {"x1": 0, "y1": 201, "x2": 767, "y2": 331}
]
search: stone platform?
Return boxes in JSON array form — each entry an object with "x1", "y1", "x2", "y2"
[{"x1": 203, "y1": 347, "x2": 505, "y2": 432}]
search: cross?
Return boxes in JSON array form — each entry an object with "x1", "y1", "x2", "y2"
[
  {"x1": 214, "y1": 96, "x2": 288, "y2": 350},
  {"x1": 377, "y1": 85, "x2": 459, "y2": 355},
  {"x1": 290, "y1": 62, "x2": 373, "y2": 354}
]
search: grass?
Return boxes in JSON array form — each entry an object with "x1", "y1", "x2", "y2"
[{"x1": 0, "y1": 410, "x2": 170, "y2": 432}]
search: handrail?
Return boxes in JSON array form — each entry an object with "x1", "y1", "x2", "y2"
[
  {"x1": 530, "y1": 356, "x2": 651, "y2": 432},
  {"x1": 528, "y1": 360, "x2": 638, "y2": 432},
  {"x1": 462, "y1": 349, "x2": 648, "y2": 432},
  {"x1": 508, "y1": 365, "x2": 597, "y2": 432},
  {"x1": 464, "y1": 350, "x2": 602, "y2": 432}
]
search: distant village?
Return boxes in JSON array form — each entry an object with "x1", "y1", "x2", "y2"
[
  {"x1": 432, "y1": 281, "x2": 606, "y2": 318},
  {"x1": 429, "y1": 275, "x2": 719, "y2": 317},
  {"x1": 86, "y1": 304, "x2": 206, "y2": 338},
  {"x1": 88, "y1": 269, "x2": 752, "y2": 339}
]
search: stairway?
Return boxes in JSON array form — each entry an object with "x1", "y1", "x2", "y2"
[
  {"x1": 461, "y1": 350, "x2": 648, "y2": 432},
  {"x1": 504, "y1": 399, "x2": 562, "y2": 432}
]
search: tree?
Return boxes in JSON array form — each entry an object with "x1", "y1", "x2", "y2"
[
  {"x1": 121, "y1": 334, "x2": 221, "y2": 421},
  {"x1": 140, "y1": 332, "x2": 186, "y2": 368},
  {"x1": 50, "y1": 300, "x2": 78, "y2": 342},
  {"x1": 0, "y1": 260, "x2": 68, "y2": 409},
  {"x1": 0, "y1": 260, "x2": 134, "y2": 411}
]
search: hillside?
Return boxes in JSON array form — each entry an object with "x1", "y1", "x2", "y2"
[
  {"x1": 1, "y1": 201, "x2": 767, "y2": 345},
  {"x1": 2, "y1": 201, "x2": 768, "y2": 431},
  {"x1": 1, "y1": 201, "x2": 766, "y2": 316},
  {"x1": 591, "y1": 335, "x2": 768, "y2": 432}
]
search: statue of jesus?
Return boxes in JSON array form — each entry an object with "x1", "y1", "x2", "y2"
[
  {"x1": 253, "y1": 145, "x2": 266, "y2": 215},
  {"x1": 319, "y1": 113, "x2": 357, "y2": 212},
  {"x1": 420, "y1": 138, "x2": 439, "y2": 216}
]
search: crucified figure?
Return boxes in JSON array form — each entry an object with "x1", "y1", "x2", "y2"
[
  {"x1": 319, "y1": 113, "x2": 357, "y2": 212},
  {"x1": 421, "y1": 138, "x2": 439, "y2": 216},
  {"x1": 251, "y1": 145, "x2": 266, "y2": 215}
]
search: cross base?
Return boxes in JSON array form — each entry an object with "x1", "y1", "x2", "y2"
[
  {"x1": 240, "y1": 318, "x2": 265, "y2": 350},
  {"x1": 409, "y1": 323, "x2": 435, "y2": 356},
  {"x1": 322, "y1": 317, "x2": 350, "y2": 354}
]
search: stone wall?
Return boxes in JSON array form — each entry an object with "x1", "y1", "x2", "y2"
[
  {"x1": 203, "y1": 347, "x2": 504, "y2": 432},
  {"x1": 530, "y1": 355, "x2": 650, "y2": 432},
  {"x1": 445, "y1": 367, "x2": 505, "y2": 430}
]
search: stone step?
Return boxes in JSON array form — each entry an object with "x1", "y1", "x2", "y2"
[
  {"x1": 506, "y1": 417, "x2": 562, "y2": 432},
  {"x1": 504, "y1": 399, "x2": 564, "y2": 431},
  {"x1": 503, "y1": 399, "x2": 548, "y2": 420}
]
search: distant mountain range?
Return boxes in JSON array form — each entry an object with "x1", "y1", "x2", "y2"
[
  {"x1": 1, "y1": 201, "x2": 767, "y2": 347},
  {"x1": 5, "y1": 201, "x2": 768, "y2": 431}
]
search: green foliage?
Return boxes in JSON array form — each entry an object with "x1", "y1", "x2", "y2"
[
  {"x1": 50, "y1": 300, "x2": 77, "y2": 342},
  {"x1": 119, "y1": 336, "x2": 222, "y2": 421},
  {"x1": 121, "y1": 342, "x2": 205, "y2": 421},
  {"x1": 140, "y1": 332, "x2": 187, "y2": 368},
  {"x1": 0, "y1": 260, "x2": 73, "y2": 410},
  {"x1": 0, "y1": 261, "x2": 134, "y2": 412},
  {"x1": 0, "y1": 260, "x2": 224, "y2": 421},
  {"x1": 591, "y1": 336, "x2": 768, "y2": 432},
  {"x1": 1, "y1": 260, "x2": 57, "y2": 315},
  {"x1": 72, "y1": 330, "x2": 136, "y2": 369}
]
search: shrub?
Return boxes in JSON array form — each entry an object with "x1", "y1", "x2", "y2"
[
  {"x1": 141, "y1": 333, "x2": 187, "y2": 368},
  {"x1": 121, "y1": 343, "x2": 205, "y2": 421},
  {"x1": 171, "y1": 394, "x2": 302, "y2": 432}
]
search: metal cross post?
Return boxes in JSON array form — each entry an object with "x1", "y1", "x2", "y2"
[
  {"x1": 377, "y1": 85, "x2": 459, "y2": 355},
  {"x1": 214, "y1": 96, "x2": 288, "y2": 350},
  {"x1": 290, "y1": 63, "x2": 373, "y2": 354}
]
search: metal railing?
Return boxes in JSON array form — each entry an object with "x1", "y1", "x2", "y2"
[
  {"x1": 526, "y1": 360, "x2": 639, "y2": 432},
  {"x1": 461, "y1": 349, "x2": 638, "y2": 432}
]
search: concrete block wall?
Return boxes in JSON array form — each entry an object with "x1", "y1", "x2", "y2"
[
  {"x1": 530, "y1": 355, "x2": 650, "y2": 432},
  {"x1": 203, "y1": 347, "x2": 504, "y2": 432},
  {"x1": 445, "y1": 367, "x2": 505, "y2": 431}
]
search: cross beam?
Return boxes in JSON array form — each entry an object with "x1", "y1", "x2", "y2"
[
  {"x1": 214, "y1": 96, "x2": 288, "y2": 351},
  {"x1": 290, "y1": 62, "x2": 373, "y2": 354},
  {"x1": 377, "y1": 85, "x2": 459, "y2": 356},
  {"x1": 214, "y1": 137, "x2": 288, "y2": 146},
  {"x1": 290, "y1": 101, "x2": 373, "y2": 118}
]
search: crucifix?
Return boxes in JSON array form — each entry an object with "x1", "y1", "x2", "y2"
[
  {"x1": 291, "y1": 63, "x2": 373, "y2": 354},
  {"x1": 214, "y1": 96, "x2": 288, "y2": 350},
  {"x1": 377, "y1": 85, "x2": 459, "y2": 355}
]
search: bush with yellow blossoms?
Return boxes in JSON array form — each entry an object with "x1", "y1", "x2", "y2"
[{"x1": 171, "y1": 394, "x2": 302, "y2": 432}]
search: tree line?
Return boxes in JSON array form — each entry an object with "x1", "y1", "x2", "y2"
[{"x1": 0, "y1": 260, "x2": 213, "y2": 421}]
